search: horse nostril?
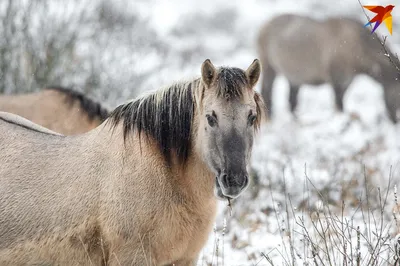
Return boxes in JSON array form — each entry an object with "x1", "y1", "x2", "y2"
[
  {"x1": 221, "y1": 173, "x2": 229, "y2": 186},
  {"x1": 242, "y1": 175, "x2": 249, "y2": 189}
]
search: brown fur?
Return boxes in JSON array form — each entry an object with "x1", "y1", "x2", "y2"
[
  {"x1": 0, "y1": 87, "x2": 110, "y2": 135},
  {"x1": 0, "y1": 59, "x2": 264, "y2": 265},
  {"x1": 258, "y1": 14, "x2": 400, "y2": 122}
]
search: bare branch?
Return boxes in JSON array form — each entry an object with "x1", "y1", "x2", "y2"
[{"x1": 357, "y1": 0, "x2": 400, "y2": 73}]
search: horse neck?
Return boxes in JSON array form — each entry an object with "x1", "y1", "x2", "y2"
[
  {"x1": 369, "y1": 58, "x2": 399, "y2": 87},
  {"x1": 160, "y1": 96, "x2": 216, "y2": 204},
  {"x1": 185, "y1": 85, "x2": 216, "y2": 201},
  {"x1": 177, "y1": 150, "x2": 215, "y2": 203},
  {"x1": 169, "y1": 112, "x2": 215, "y2": 204},
  {"x1": 360, "y1": 33, "x2": 400, "y2": 85},
  {"x1": 93, "y1": 118, "x2": 216, "y2": 204}
]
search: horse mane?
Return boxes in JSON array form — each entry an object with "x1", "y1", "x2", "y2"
[
  {"x1": 108, "y1": 67, "x2": 260, "y2": 165},
  {"x1": 45, "y1": 86, "x2": 110, "y2": 122}
]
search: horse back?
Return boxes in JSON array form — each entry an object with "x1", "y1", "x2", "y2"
[
  {"x1": 258, "y1": 14, "x2": 332, "y2": 84},
  {"x1": 0, "y1": 111, "x2": 63, "y2": 136},
  {"x1": 0, "y1": 89, "x2": 104, "y2": 135}
]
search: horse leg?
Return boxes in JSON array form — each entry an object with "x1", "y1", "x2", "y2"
[
  {"x1": 260, "y1": 61, "x2": 276, "y2": 118},
  {"x1": 329, "y1": 64, "x2": 352, "y2": 113},
  {"x1": 289, "y1": 83, "x2": 300, "y2": 116},
  {"x1": 332, "y1": 85, "x2": 346, "y2": 112}
]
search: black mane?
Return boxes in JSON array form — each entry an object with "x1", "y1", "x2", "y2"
[{"x1": 45, "y1": 86, "x2": 110, "y2": 122}]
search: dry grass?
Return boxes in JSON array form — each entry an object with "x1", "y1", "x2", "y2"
[{"x1": 202, "y1": 163, "x2": 400, "y2": 266}]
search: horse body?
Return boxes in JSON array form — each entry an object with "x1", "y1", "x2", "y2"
[
  {"x1": 0, "y1": 111, "x2": 216, "y2": 266},
  {"x1": 262, "y1": 15, "x2": 331, "y2": 86},
  {"x1": 0, "y1": 60, "x2": 264, "y2": 265},
  {"x1": 0, "y1": 87, "x2": 109, "y2": 135},
  {"x1": 0, "y1": 114, "x2": 103, "y2": 264},
  {"x1": 258, "y1": 14, "x2": 400, "y2": 121}
]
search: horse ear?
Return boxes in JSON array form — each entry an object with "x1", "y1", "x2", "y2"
[
  {"x1": 246, "y1": 59, "x2": 261, "y2": 88},
  {"x1": 201, "y1": 59, "x2": 216, "y2": 87}
]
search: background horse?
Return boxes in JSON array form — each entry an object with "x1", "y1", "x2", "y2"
[
  {"x1": 258, "y1": 14, "x2": 400, "y2": 122},
  {"x1": 0, "y1": 59, "x2": 264, "y2": 265},
  {"x1": 0, "y1": 86, "x2": 110, "y2": 135}
]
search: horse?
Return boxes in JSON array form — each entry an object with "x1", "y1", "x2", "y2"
[
  {"x1": 257, "y1": 14, "x2": 400, "y2": 122},
  {"x1": 0, "y1": 86, "x2": 110, "y2": 135},
  {"x1": 0, "y1": 59, "x2": 264, "y2": 266}
]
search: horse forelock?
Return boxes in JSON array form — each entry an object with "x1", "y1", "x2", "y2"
[
  {"x1": 215, "y1": 67, "x2": 248, "y2": 100},
  {"x1": 45, "y1": 86, "x2": 110, "y2": 122}
]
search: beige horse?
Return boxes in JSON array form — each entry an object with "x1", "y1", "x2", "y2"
[
  {"x1": 0, "y1": 59, "x2": 264, "y2": 266},
  {"x1": 258, "y1": 14, "x2": 400, "y2": 122},
  {"x1": 0, "y1": 86, "x2": 110, "y2": 134}
]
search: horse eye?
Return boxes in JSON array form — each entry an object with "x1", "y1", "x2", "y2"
[
  {"x1": 248, "y1": 114, "x2": 257, "y2": 126},
  {"x1": 206, "y1": 114, "x2": 217, "y2": 127}
]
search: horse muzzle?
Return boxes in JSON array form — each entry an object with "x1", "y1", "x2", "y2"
[{"x1": 214, "y1": 172, "x2": 249, "y2": 200}]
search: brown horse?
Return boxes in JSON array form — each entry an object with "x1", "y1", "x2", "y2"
[
  {"x1": 0, "y1": 59, "x2": 264, "y2": 265},
  {"x1": 0, "y1": 86, "x2": 110, "y2": 134},
  {"x1": 258, "y1": 14, "x2": 400, "y2": 122}
]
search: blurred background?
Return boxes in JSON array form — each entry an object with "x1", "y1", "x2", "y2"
[
  {"x1": 1, "y1": 0, "x2": 400, "y2": 264},
  {"x1": 2, "y1": 0, "x2": 398, "y2": 106}
]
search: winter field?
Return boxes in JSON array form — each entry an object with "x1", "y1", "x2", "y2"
[{"x1": 2, "y1": 0, "x2": 400, "y2": 265}]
